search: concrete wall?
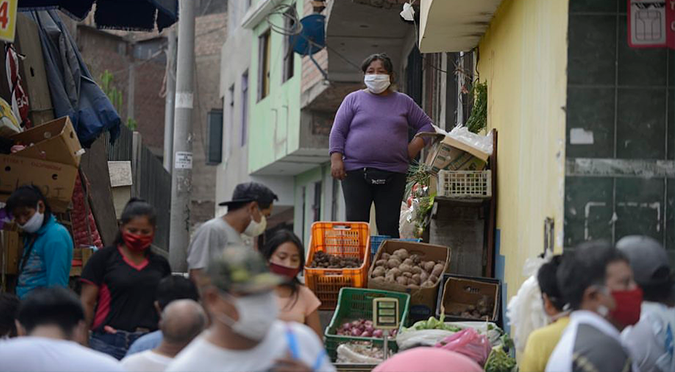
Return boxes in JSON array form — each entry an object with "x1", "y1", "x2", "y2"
[
  {"x1": 477, "y1": 0, "x2": 568, "y2": 299},
  {"x1": 248, "y1": 0, "x2": 303, "y2": 174}
]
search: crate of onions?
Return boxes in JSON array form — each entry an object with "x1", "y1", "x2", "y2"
[{"x1": 324, "y1": 287, "x2": 410, "y2": 362}]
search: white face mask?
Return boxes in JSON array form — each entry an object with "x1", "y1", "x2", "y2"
[
  {"x1": 215, "y1": 291, "x2": 278, "y2": 341},
  {"x1": 19, "y1": 205, "x2": 44, "y2": 234},
  {"x1": 364, "y1": 74, "x2": 391, "y2": 94},
  {"x1": 243, "y1": 209, "x2": 267, "y2": 237}
]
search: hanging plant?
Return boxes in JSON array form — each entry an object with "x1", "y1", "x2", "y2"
[{"x1": 465, "y1": 81, "x2": 487, "y2": 134}]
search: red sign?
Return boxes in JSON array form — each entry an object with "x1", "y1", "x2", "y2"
[{"x1": 628, "y1": 0, "x2": 675, "y2": 49}]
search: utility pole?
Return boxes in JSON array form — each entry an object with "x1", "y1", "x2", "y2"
[
  {"x1": 169, "y1": 0, "x2": 195, "y2": 272},
  {"x1": 163, "y1": 28, "x2": 177, "y2": 172}
]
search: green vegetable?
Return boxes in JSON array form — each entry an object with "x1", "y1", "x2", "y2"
[
  {"x1": 406, "y1": 316, "x2": 462, "y2": 332},
  {"x1": 484, "y1": 345, "x2": 517, "y2": 372}
]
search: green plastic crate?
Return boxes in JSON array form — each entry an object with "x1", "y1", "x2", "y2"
[{"x1": 324, "y1": 287, "x2": 410, "y2": 362}]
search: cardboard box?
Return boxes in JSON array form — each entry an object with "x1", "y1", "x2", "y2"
[
  {"x1": 10, "y1": 116, "x2": 83, "y2": 167},
  {"x1": 1, "y1": 229, "x2": 21, "y2": 275},
  {"x1": 0, "y1": 154, "x2": 78, "y2": 212},
  {"x1": 417, "y1": 127, "x2": 489, "y2": 173},
  {"x1": 436, "y1": 274, "x2": 500, "y2": 323},
  {"x1": 368, "y1": 240, "x2": 451, "y2": 322}
]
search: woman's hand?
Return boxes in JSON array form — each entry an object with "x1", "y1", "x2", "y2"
[
  {"x1": 330, "y1": 153, "x2": 347, "y2": 180},
  {"x1": 408, "y1": 137, "x2": 426, "y2": 160}
]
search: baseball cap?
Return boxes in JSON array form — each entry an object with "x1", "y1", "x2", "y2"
[
  {"x1": 218, "y1": 182, "x2": 278, "y2": 207},
  {"x1": 616, "y1": 235, "x2": 671, "y2": 287},
  {"x1": 206, "y1": 245, "x2": 284, "y2": 294}
]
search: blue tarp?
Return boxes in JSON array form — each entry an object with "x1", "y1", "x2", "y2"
[{"x1": 25, "y1": 10, "x2": 121, "y2": 147}]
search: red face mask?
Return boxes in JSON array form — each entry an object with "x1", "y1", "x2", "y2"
[
  {"x1": 609, "y1": 287, "x2": 643, "y2": 327},
  {"x1": 122, "y1": 231, "x2": 154, "y2": 252},
  {"x1": 269, "y1": 262, "x2": 300, "y2": 279}
]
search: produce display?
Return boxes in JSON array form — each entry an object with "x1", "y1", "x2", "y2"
[
  {"x1": 308, "y1": 251, "x2": 363, "y2": 269},
  {"x1": 447, "y1": 295, "x2": 494, "y2": 320},
  {"x1": 334, "y1": 319, "x2": 398, "y2": 339},
  {"x1": 336, "y1": 342, "x2": 384, "y2": 364},
  {"x1": 485, "y1": 345, "x2": 517, "y2": 372},
  {"x1": 371, "y1": 248, "x2": 444, "y2": 287},
  {"x1": 407, "y1": 316, "x2": 461, "y2": 332}
]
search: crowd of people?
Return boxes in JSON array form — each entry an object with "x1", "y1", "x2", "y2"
[{"x1": 0, "y1": 51, "x2": 673, "y2": 372}]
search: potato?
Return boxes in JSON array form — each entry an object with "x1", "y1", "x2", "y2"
[
  {"x1": 389, "y1": 268, "x2": 402, "y2": 278},
  {"x1": 402, "y1": 272, "x2": 412, "y2": 278},
  {"x1": 396, "y1": 276, "x2": 409, "y2": 286},
  {"x1": 411, "y1": 274, "x2": 421, "y2": 285},
  {"x1": 393, "y1": 249, "x2": 409, "y2": 260},
  {"x1": 375, "y1": 259, "x2": 387, "y2": 267},
  {"x1": 372, "y1": 267, "x2": 386, "y2": 278},
  {"x1": 402, "y1": 258, "x2": 414, "y2": 266},
  {"x1": 423, "y1": 261, "x2": 435, "y2": 273},
  {"x1": 372, "y1": 277, "x2": 385, "y2": 284},
  {"x1": 429, "y1": 274, "x2": 439, "y2": 284},
  {"x1": 399, "y1": 264, "x2": 412, "y2": 273},
  {"x1": 421, "y1": 280, "x2": 434, "y2": 287},
  {"x1": 410, "y1": 254, "x2": 420, "y2": 264},
  {"x1": 431, "y1": 264, "x2": 444, "y2": 277},
  {"x1": 387, "y1": 258, "x2": 402, "y2": 269},
  {"x1": 385, "y1": 273, "x2": 396, "y2": 282},
  {"x1": 420, "y1": 271, "x2": 429, "y2": 282},
  {"x1": 411, "y1": 266, "x2": 422, "y2": 275}
]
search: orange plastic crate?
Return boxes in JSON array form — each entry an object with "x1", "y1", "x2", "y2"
[{"x1": 305, "y1": 222, "x2": 370, "y2": 310}]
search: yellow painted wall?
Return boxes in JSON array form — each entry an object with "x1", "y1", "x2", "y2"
[{"x1": 477, "y1": 0, "x2": 568, "y2": 300}]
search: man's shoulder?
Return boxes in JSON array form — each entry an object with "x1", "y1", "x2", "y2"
[{"x1": 127, "y1": 330, "x2": 163, "y2": 355}]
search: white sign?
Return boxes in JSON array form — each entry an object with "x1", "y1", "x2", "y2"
[
  {"x1": 175, "y1": 92, "x2": 194, "y2": 109},
  {"x1": 174, "y1": 151, "x2": 193, "y2": 169}
]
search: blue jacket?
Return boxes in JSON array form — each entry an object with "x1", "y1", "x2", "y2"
[{"x1": 16, "y1": 215, "x2": 73, "y2": 299}]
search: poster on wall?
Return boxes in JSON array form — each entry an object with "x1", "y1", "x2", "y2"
[{"x1": 628, "y1": 0, "x2": 674, "y2": 49}]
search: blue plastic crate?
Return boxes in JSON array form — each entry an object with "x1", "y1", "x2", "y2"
[{"x1": 370, "y1": 236, "x2": 422, "y2": 260}]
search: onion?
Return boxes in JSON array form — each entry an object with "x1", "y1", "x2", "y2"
[
  {"x1": 364, "y1": 320, "x2": 373, "y2": 327},
  {"x1": 342, "y1": 322, "x2": 351, "y2": 331},
  {"x1": 364, "y1": 325, "x2": 374, "y2": 333},
  {"x1": 351, "y1": 328, "x2": 363, "y2": 336},
  {"x1": 361, "y1": 331, "x2": 372, "y2": 338},
  {"x1": 372, "y1": 329, "x2": 383, "y2": 338},
  {"x1": 351, "y1": 320, "x2": 361, "y2": 328},
  {"x1": 391, "y1": 329, "x2": 398, "y2": 337}
]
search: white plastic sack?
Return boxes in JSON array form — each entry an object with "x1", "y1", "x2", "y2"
[
  {"x1": 336, "y1": 344, "x2": 383, "y2": 364},
  {"x1": 448, "y1": 125, "x2": 493, "y2": 155},
  {"x1": 506, "y1": 275, "x2": 547, "y2": 353},
  {"x1": 396, "y1": 329, "x2": 457, "y2": 350}
]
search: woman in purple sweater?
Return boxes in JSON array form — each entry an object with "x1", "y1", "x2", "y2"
[{"x1": 329, "y1": 53, "x2": 433, "y2": 237}]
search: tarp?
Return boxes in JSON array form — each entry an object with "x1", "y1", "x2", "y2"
[
  {"x1": 18, "y1": 0, "x2": 178, "y2": 32},
  {"x1": 26, "y1": 10, "x2": 120, "y2": 147}
]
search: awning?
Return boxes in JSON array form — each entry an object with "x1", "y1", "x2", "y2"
[
  {"x1": 418, "y1": 0, "x2": 502, "y2": 53},
  {"x1": 18, "y1": 0, "x2": 178, "y2": 32}
]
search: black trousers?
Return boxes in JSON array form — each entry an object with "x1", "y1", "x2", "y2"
[{"x1": 341, "y1": 168, "x2": 407, "y2": 238}]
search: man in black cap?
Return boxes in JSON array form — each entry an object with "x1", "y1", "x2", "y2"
[
  {"x1": 618, "y1": 236, "x2": 674, "y2": 372},
  {"x1": 187, "y1": 182, "x2": 278, "y2": 283}
]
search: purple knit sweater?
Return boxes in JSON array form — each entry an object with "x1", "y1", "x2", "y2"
[{"x1": 329, "y1": 90, "x2": 434, "y2": 173}]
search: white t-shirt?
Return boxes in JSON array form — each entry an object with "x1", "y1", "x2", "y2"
[
  {"x1": 0, "y1": 337, "x2": 124, "y2": 372},
  {"x1": 166, "y1": 321, "x2": 335, "y2": 372},
  {"x1": 121, "y1": 350, "x2": 173, "y2": 372},
  {"x1": 187, "y1": 217, "x2": 245, "y2": 270}
]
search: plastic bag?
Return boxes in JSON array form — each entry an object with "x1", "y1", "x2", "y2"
[
  {"x1": 506, "y1": 253, "x2": 553, "y2": 352},
  {"x1": 336, "y1": 343, "x2": 383, "y2": 364},
  {"x1": 435, "y1": 328, "x2": 492, "y2": 366},
  {"x1": 396, "y1": 329, "x2": 457, "y2": 350},
  {"x1": 448, "y1": 125, "x2": 493, "y2": 155},
  {"x1": 399, "y1": 202, "x2": 415, "y2": 239}
]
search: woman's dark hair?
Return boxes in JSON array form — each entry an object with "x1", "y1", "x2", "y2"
[
  {"x1": 6, "y1": 185, "x2": 52, "y2": 227},
  {"x1": 537, "y1": 255, "x2": 565, "y2": 311},
  {"x1": 361, "y1": 53, "x2": 394, "y2": 80},
  {"x1": 113, "y1": 198, "x2": 157, "y2": 246},
  {"x1": 261, "y1": 230, "x2": 305, "y2": 308}
]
